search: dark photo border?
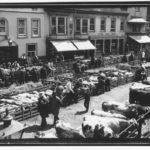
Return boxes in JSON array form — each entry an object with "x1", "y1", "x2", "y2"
[{"x1": 0, "y1": 0, "x2": 150, "y2": 146}]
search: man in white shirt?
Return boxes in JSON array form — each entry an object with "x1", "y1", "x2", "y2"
[
  {"x1": 64, "y1": 79, "x2": 75, "y2": 105},
  {"x1": 142, "y1": 50, "x2": 146, "y2": 62},
  {"x1": 48, "y1": 61, "x2": 56, "y2": 77}
]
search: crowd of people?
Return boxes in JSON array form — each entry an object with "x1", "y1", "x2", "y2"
[
  {"x1": 73, "y1": 56, "x2": 103, "y2": 75},
  {"x1": 0, "y1": 58, "x2": 57, "y2": 87},
  {"x1": 0, "y1": 51, "x2": 149, "y2": 129},
  {"x1": 37, "y1": 78, "x2": 92, "y2": 128},
  {"x1": 36, "y1": 51, "x2": 150, "y2": 129},
  {"x1": 37, "y1": 70, "x2": 112, "y2": 128},
  {"x1": 134, "y1": 63, "x2": 147, "y2": 82}
]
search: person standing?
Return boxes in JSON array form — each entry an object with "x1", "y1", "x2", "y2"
[
  {"x1": 40, "y1": 64, "x2": 47, "y2": 81},
  {"x1": 50, "y1": 85, "x2": 64, "y2": 126},
  {"x1": 82, "y1": 82, "x2": 91, "y2": 112},
  {"x1": 129, "y1": 52, "x2": 134, "y2": 62},
  {"x1": 141, "y1": 50, "x2": 146, "y2": 62},
  {"x1": 19, "y1": 66, "x2": 26, "y2": 84},
  {"x1": 60, "y1": 53, "x2": 64, "y2": 62},
  {"x1": 96, "y1": 74, "x2": 106, "y2": 94},
  {"x1": 122, "y1": 53, "x2": 127, "y2": 63},
  {"x1": 90, "y1": 55, "x2": 95, "y2": 68},
  {"x1": 21, "y1": 53, "x2": 27, "y2": 66},
  {"x1": 73, "y1": 78, "x2": 83, "y2": 103},
  {"x1": 140, "y1": 63, "x2": 147, "y2": 81},
  {"x1": 104, "y1": 76, "x2": 111, "y2": 92},
  {"x1": 47, "y1": 60, "x2": 56, "y2": 77},
  {"x1": 12, "y1": 61, "x2": 20, "y2": 69},
  {"x1": 37, "y1": 92, "x2": 49, "y2": 128},
  {"x1": 64, "y1": 78, "x2": 75, "y2": 105}
]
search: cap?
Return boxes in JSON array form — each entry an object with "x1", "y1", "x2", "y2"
[{"x1": 56, "y1": 85, "x2": 64, "y2": 94}]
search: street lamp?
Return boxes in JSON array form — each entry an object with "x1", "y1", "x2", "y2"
[{"x1": 8, "y1": 38, "x2": 13, "y2": 46}]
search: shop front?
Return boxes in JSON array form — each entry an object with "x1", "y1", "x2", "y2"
[
  {"x1": 90, "y1": 38, "x2": 125, "y2": 57},
  {"x1": 46, "y1": 39, "x2": 96, "y2": 61},
  {"x1": 127, "y1": 35, "x2": 150, "y2": 60},
  {"x1": 0, "y1": 40, "x2": 18, "y2": 63}
]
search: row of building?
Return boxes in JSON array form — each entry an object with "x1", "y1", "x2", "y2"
[{"x1": 0, "y1": 7, "x2": 150, "y2": 62}]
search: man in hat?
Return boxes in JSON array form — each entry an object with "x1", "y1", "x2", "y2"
[
  {"x1": 96, "y1": 73, "x2": 106, "y2": 94},
  {"x1": 73, "y1": 78, "x2": 83, "y2": 103},
  {"x1": 50, "y1": 85, "x2": 64, "y2": 126},
  {"x1": 37, "y1": 92, "x2": 49, "y2": 128},
  {"x1": 82, "y1": 81, "x2": 91, "y2": 112}
]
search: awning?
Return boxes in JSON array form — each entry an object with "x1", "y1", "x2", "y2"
[
  {"x1": 72, "y1": 40, "x2": 96, "y2": 50},
  {"x1": 51, "y1": 40, "x2": 77, "y2": 52},
  {"x1": 129, "y1": 35, "x2": 150, "y2": 44},
  {"x1": 128, "y1": 18, "x2": 147, "y2": 23}
]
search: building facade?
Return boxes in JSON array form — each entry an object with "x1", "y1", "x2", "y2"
[
  {"x1": 0, "y1": 8, "x2": 46, "y2": 62},
  {"x1": 122, "y1": 6, "x2": 149, "y2": 56},
  {"x1": 45, "y1": 8, "x2": 128, "y2": 60},
  {"x1": 0, "y1": 7, "x2": 148, "y2": 63}
]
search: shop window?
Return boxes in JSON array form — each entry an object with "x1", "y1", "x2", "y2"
[
  {"x1": 96, "y1": 40, "x2": 103, "y2": 54},
  {"x1": 27, "y1": 43, "x2": 37, "y2": 57},
  {"x1": 51, "y1": 16, "x2": 66, "y2": 35},
  {"x1": 120, "y1": 7, "x2": 128, "y2": 11},
  {"x1": 111, "y1": 39, "x2": 118, "y2": 55},
  {"x1": 31, "y1": 19, "x2": 40, "y2": 37},
  {"x1": 105, "y1": 40, "x2": 110, "y2": 55},
  {"x1": 100, "y1": 18, "x2": 106, "y2": 32},
  {"x1": 82, "y1": 19, "x2": 88, "y2": 33},
  {"x1": 135, "y1": 7, "x2": 140, "y2": 12},
  {"x1": 89, "y1": 18, "x2": 95, "y2": 32},
  {"x1": 32, "y1": 8, "x2": 38, "y2": 11},
  {"x1": 0, "y1": 18, "x2": 8, "y2": 35},
  {"x1": 111, "y1": 18, "x2": 116, "y2": 32},
  {"x1": 17, "y1": 18, "x2": 27, "y2": 38},
  {"x1": 132, "y1": 24, "x2": 141, "y2": 33},
  {"x1": 75, "y1": 18, "x2": 88, "y2": 34},
  {"x1": 75, "y1": 19, "x2": 81, "y2": 34},
  {"x1": 119, "y1": 39, "x2": 124, "y2": 54}
]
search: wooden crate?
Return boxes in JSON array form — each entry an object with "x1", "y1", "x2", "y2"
[
  {"x1": 126, "y1": 76, "x2": 134, "y2": 83},
  {"x1": 110, "y1": 80, "x2": 118, "y2": 88}
]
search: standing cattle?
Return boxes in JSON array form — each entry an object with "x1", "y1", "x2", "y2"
[{"x1": 82, "y1": 115, "x2": 137, "y2": 138}]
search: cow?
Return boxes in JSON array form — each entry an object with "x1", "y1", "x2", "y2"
[
  {"x1": 55, "y1": 120, "x2": 84, "y2": 138},
  {"x1": 102, "y1": 101, "x2": 150, "y2": 119},
  {"x1": 82, "y1": 115, "x2": 138, "y2": 138},
  {"x1": 91, "y1": 109, "x2": 127, "y2": 119}
]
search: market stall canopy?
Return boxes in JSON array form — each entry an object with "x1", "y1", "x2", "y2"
[
  {"x1": 51, "y1": 40, "x2": 77, "y2": 52},
  {"x1": 72, "y1": 40, "x2": 96, "y2": 50},
  {"x1": 128, "y1": 18, "x2": 147, "y2": 23},
  {"x1": 129, "y1": 35, "x2": 150, "y2": 44}
]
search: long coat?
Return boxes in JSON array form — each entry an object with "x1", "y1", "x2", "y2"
[
  {"x1": 49, "y1": 92, "x2": 61, "y2": 117},
  {"x1": 37, "y1": 97, "x2": 49, "y2": 118}
]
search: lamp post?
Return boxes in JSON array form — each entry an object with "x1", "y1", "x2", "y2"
[
  {"x1": 7, "y1": 38, "x2": 13, "y2": 62},
  {"x1": 8, "y1": 39, "x2": 13, "y2": 46}
]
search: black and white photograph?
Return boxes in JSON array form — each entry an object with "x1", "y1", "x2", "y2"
[{"x1": 1, "y1": 0, "x2": 150, "y2": 145}]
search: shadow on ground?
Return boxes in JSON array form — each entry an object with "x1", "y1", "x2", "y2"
[{"x1": 24, "y1": 124, "x2": 55, "y2": 133}]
